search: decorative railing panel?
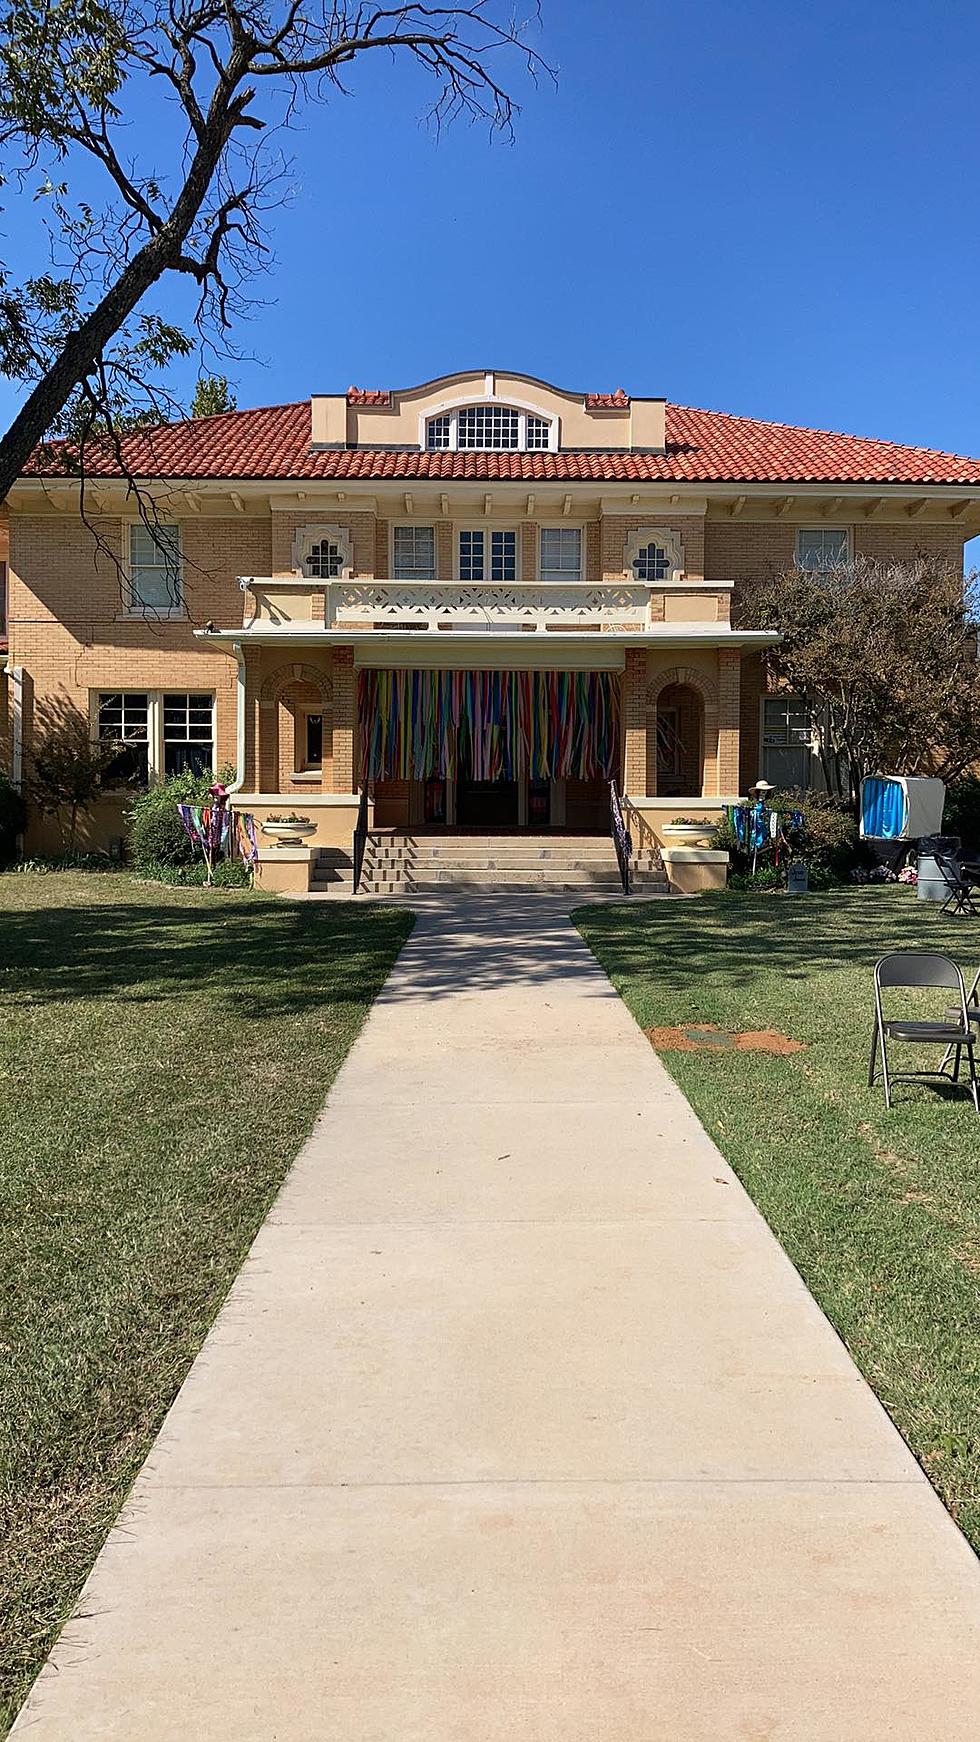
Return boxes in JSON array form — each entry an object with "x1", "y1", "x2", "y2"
[{"x1": 327, "y1": 580, "x2": 651, "y2": 630}]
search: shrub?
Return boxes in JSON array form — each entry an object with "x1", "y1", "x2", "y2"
[
  {"x1": 711, "y1": 787, "x2": 862, "y2": 883},
  {"x1": 134, "y1": 855, "x2": 251, "y2": 888},
  {"x1": 0, "y1": 772, "x2": 27, "y2": 863},
  {"x1": 944, "y1": 777, "x2": 980, "y2": 854},
  {"x1": 127, "y1": 769, "x2": 222, "y2": 869}
]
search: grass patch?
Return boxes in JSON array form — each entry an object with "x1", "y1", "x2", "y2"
[
  {"x1": 0, "y1": 873, "x2": 412, "y2": 1732},
  {"x1": 576, "y1": 887, "x2": 980, "y2": 1550}
]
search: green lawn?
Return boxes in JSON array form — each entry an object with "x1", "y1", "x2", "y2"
[
  {"x1": 0, "y1": 872, "x2": 412, "y2": 1733},
  {"x1": 576, "y1": 887, "x2": 980, "y2": 1551}
]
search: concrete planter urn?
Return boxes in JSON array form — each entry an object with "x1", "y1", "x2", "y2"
[
  {"x1": 261, "y1": 816, "x2": 317, "y2": 848},
  {"x1": 662, "y1": 821, "x2": 715, "y2": 848}
]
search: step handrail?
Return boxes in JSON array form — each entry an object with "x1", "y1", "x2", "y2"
[
  {"x1": 609, "y1": 779, "x2": 632, "y2": 895},
  {"x1": 352, "y1": 785, "x2": 369, "y2": 894}
]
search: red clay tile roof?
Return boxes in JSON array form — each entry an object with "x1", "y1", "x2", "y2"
[
  {"x1": 346, "y1": 387, "x2": 391, "y2": 405},
  {"x1": 585, "y1": 389, "x2": 630, "y2": 409},
  {"x1": 23, "y1": 399, "x2": 980, "y2": 486}
]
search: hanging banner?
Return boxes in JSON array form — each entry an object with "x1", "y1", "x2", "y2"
[{"x1": 358, "y1": 668, "x2": 620, "y2": 783}]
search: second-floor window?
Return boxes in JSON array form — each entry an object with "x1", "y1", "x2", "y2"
[
  {"x1": 306, "y1": 538, "x2": 344, "y2": 578},
  {"x1": 539, "y1": 526, "x2": 582, "y2": 582},
  {"x1": 458, "y1": 529, "x2": 518, "y2": 583},
  {"x1": 797, "y1": 528, "x2": 849, "y2": 573},
  {"x1": 129, "y1": 522, "x2": 182, "y2": 612},
  {"x1": 393, "y1": 525, "x2": 436, "y2": 580}
]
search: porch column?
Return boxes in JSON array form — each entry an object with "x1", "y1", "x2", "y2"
[
  {"x1": 717, "y1": 649, "x2": 741, "y2": 796},
  {"x1": 332, "y1": 645, "x2": 356, "y2": 793},
  {"x1": 623, "y1": 650, "x2": 647, "y2": 797}
]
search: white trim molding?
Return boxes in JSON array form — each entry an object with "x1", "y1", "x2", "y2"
[
  {"x1": 623, "y1": 525, "x2": 685, "y2": 587},
  {"x1": 291, "y1": 522, "x2": 353, "y2": 579}
]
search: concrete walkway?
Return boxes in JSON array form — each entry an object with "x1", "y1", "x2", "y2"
[{"x1": 13, "y1": 898, "x2": 980, "y2": 1740}]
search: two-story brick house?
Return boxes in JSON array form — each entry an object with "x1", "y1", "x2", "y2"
[{"x1": 3, "y1": 369, "x2": 979, "y2": 889}]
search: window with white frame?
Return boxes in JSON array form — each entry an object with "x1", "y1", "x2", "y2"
[
  {"x1": 97, "y1": 690, "x2": 214, "y2": 785},
  {"x1": 128, "y1": 522, "x2": 182, "y2": 612},
  {"x1": 796, "y1": 527, "x2": 849, "y2": 573},
  {"x1": 393, "y1": 525, "x2": 436, "y2": 580},
  {"x1": 762, "y1": 695, "x2": 815, "y2": 788},
  {"x1": 163, "y1": 693, "x2": 215, "y2": 776},
  {"x1": 306, "y1": 538, "x2": 344, "y2": 578},
  {"x1": 632, "y1": 541, "x2": 674, "y2": 584},
  {"x1": 98, "y1": 692, "x2": 150, "y2": 785},
  {"x1": 539, "y1": 526, "x2": 582, "y2": 582},
  {"x1": 424, "y1": 404, "x2": 556, "y2": 452},
  {"x1": 458, "y1": 529, "x2": 518, "y2": 583}
]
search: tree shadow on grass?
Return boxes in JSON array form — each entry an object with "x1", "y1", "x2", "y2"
[{"x1": 1, "y1": 895, "x2": 414, "y2": 1019}]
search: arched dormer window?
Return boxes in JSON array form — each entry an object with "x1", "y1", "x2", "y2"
[
  {"x1": 423, "y1": 403, "x2": 556, "y2": 453},
  {"x1": 291, "y1": 523, "x2": 353, "y2": 580}
]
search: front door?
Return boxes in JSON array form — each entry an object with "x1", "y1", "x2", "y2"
[{"x1": 456, "y1": 776, "x2": 519, "y2": 827}]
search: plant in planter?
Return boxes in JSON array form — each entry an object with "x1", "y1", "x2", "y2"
[
  {"x1": 261, "y1": 812, "x2": 317, "y2": 846},
  {"x1": 662, "y1": 815, "x2": 714, "y2": 846}
]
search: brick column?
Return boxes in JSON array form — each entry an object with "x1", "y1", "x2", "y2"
[
  {"x1": 623, "y1": 649, "x2": 647, "y2": 796},
  {"x1": 332, "y1": 645, "x2": 356, "y2": 793},
  {"x1": 717, "y1": 650, "x2": 741, "y2": 796}
]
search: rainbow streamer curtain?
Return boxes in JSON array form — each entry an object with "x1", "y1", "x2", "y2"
[{"x1": 359, "y1": 669, "x2": 620, "y2": 783}]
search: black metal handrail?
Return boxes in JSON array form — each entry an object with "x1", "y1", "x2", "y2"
[
  {"x1": 609, "y1": 778, "x2": 632, "y2": 895},
  {"x1": 352, "y1": 784, "x2": 369, "y2": 894}
]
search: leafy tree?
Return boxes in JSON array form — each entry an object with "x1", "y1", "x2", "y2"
[
  {"x1": 28, "y1": 695, "x2": 121, "y2": 850},
  {"x1": 0, "y1": 4, "x2": 546, "y2": 496},
  {"x1": 751, "y1": 555, "x2": 980, "y2": 813},
  {"x1": 190, "y1": 374, "x2": 237, "y2": 418}
]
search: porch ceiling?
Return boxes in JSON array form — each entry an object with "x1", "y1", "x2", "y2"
[{"x1": 196, "y1": 626, "x2": 780, "y2": 664}]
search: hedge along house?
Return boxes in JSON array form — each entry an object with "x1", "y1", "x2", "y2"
[{"x1": 4, "y1": 369, "x2": 980, "y2": 892}]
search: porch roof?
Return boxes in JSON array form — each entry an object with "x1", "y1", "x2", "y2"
[{"x1": 195, "y1": 624, "x2": 780, "y2": 655}]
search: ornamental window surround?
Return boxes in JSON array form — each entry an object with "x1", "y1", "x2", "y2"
[
  {"x1": 623, "y1": 526, "x2": 684, "y2": 588},
  {"x1": 423, "y1": 402, "x2": 557, "y2": 452},
  {"x1": 291, "y1": 523, "x2": 353, "y2": 579}
]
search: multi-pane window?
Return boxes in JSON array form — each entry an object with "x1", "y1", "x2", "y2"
[
  {"x1": 393, "y1": 525, "x2": 436, "y2": 580},
  {"x1": 129, "y1": 522, "x2": 182, "y2": 611},
  {"x1": 796, "y1": 528, "x2": 849, "y2": 573},
  {"x1": 97, "y1": 691, "x2": 215, "y2": 785},
  {"x1": 762, "y1": 695, "x2": 814, "y2": 789},
  {"x1": 98, "y1": 692, "x2": 150, "y2": 785},
  {"x1": 306, "y1": 539, "x2": 344, "y2": 578},
  {"x1": 539, "y1": 526, "x2": 582, "y2": 582},
  {"x1": 457, "y1": 405, "x2": 520, "y2": 450},
  {"x1": 426, "y1": 414, "x2": 452, "y2": 451},
  {"x1": 633, "y1": 541, "x2": 673, "y2": 583},
  {"x1": 458, "y1": 529, "x2": 517, "y2": 583},
  {"x1": 163, "y1": 693, "x2": 214, "y2": 777},
  {"x1": 423, "y1": 405, "x2": 555, "y2": 452}
]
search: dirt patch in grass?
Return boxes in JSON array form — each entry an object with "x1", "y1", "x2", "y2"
[{"x1": 646, "y1": 1022, "x2": 805, "y2": 1056}]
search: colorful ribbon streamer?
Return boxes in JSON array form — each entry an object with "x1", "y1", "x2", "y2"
[{"x1": 358, "y1": 669, "x2": 620, "y2": 783}]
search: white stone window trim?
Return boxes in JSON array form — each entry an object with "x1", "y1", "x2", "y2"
[
  {"x1": 538, "y1": 524, "x2": 585, "y2": 583},
  {"x1": 291, "y1": 522, "x2": 353, "y2": 580},
  {"x1": 623, "y1": 526, "x2": 685, "y2": 588},
  {"x1": 390, "y1": 521, "x2": 438, "y2": 581},
  {"x1": 454, "y1": 525, "x2": 521, "y2": 584},
  {"x1": 91, "y1": 688, "x2": 216, "y2": 788},
  {"x1": 121, "y1": 518, "x2": 186, "y2": 617},
  {"x1": 420, "y1": 394, "x2": 560, "y2": 453}
]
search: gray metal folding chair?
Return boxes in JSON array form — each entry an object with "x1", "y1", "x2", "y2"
[
  {"x1": 868, "y1": 953, "x2": 979, "y2": 1112},
  {"x1": 936, "y1": 854, "x2": 980, "y2": 917}
]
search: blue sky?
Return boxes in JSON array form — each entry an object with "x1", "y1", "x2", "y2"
[{"x1": 3, "y1": 0, "x2": 980, "y2": 472}]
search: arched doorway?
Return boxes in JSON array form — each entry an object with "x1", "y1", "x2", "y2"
[
  {"x1": 258, "y1": 663, "x2": 333, "y2": 792},
  {"x1": 647, "y1": 667, "x2": 718, "y2": 797}
]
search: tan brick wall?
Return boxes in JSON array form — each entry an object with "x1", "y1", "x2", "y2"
[
  {"x1": 331, "y1": 644, "x2": 355, "y2": 792},
  {"x1": 717, "y1": 650, "x2": 741, "y2": 793},
  {"x1": 270, "y1": 510, "x2": 376, "y2": 577},
  {"x1": 623, "y1": 649, "x2": 646, "y2": 794},
  {"x1": 711, "y1": 518, "x2": 968, "y2": 623},
  {"x1": 739, "y1": 651, "x2": 765, "y2": 791}
]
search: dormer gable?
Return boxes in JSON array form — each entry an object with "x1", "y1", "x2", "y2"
[{"x1": 309, "y1": 371, "x2": 666, "y2": 453}]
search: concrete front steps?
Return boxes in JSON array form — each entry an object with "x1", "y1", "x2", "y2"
[{"x1": 335, "y1": 833, "x2": 669, "y2": 896}]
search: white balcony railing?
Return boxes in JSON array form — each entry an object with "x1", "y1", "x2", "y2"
[{"x1": 325, "y1": 579, "x2": 652, "y2": 632}]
